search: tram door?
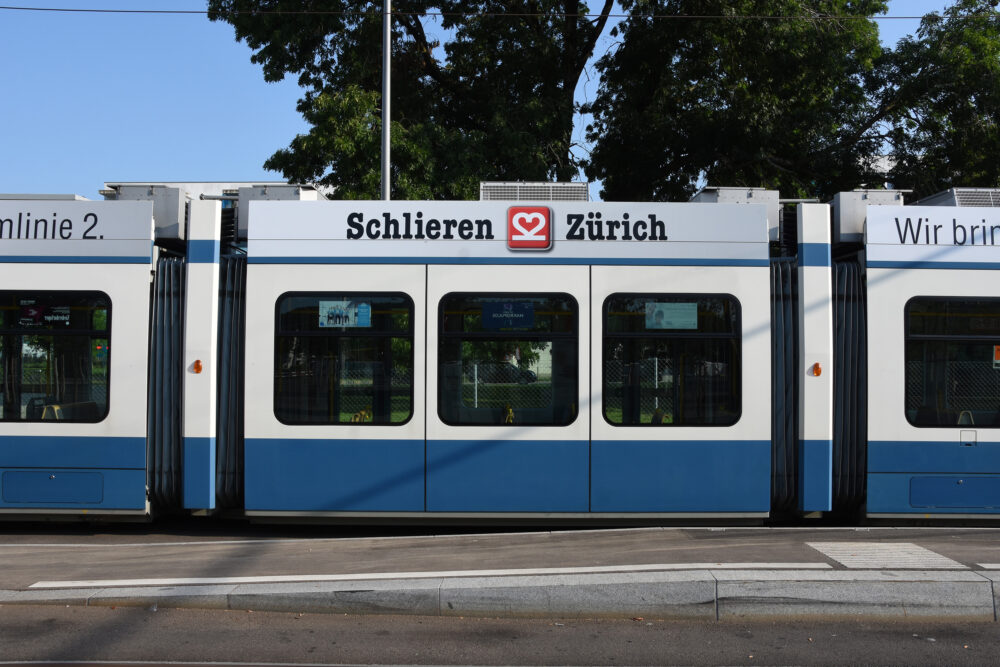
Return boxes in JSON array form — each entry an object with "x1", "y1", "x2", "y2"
[
  {"x1": 589, "y1": 265, "x2": 772, "y2": 515},
  {"x1": 866, "y1": 268, "x2": 1000, "y2": 516},
  {"x1": 243, "y1": 264, "x2": 427, "y2": 513},
  {"x1": 426, "y1": 265, "x2": 590, "y2": 512},
  {"x1": 863, "y1": 204, "x2": 1000, "y2": 517}
]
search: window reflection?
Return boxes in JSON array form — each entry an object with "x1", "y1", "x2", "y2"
[
  {"x1": 603, "y1": 294, "x2": 740, "y2": 426},
  {"x1": 0, "y1": 292, "x2": 110, "y2": 422},
  {"x1": 905, "y1": 298, "x2": 1000, "y2": 427},
  {"x1": 274, "y1": 293, "x2": 414, "y2": 425},
  {"x1": 438, "y1": 293, "x2": 578, "y2": 426}
]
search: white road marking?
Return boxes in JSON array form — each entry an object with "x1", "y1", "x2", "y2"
[
  {"x1": 29, "y1": 562, "x2": 830, "y2": 589},
  {"x1": 807, "y1": 542, "x2": 965, "y2": 569},
  {"x1": 0, "y1": 663, "x2": 372, "y2": 667}
]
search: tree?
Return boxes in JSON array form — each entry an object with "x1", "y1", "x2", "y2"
[
  {"x1": 880, "y1": 0, "x2": 1000, "y2": 200},
  {"x1": 208, "y1": 0, "x2": 614, "y2": 199},
  {"x1": 583, "y1": 0, "x2": 888, "y2": 201}
]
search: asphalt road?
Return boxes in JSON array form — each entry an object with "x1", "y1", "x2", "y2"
[{"x1": 0, "y1": 605, "x2": 995, "y2": 666}]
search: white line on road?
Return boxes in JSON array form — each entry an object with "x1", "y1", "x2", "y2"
[{"x1": 29, "y1": 562, "x2": 831, "y2": 589}]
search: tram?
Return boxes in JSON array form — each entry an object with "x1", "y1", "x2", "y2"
[{"x1": 0, "y1": 183, "x2": 997, "y2": 522}]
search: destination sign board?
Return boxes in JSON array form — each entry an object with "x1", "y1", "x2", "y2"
[
  {"x1": 0, "y1": 201, "x2": 154, "y2": 262},
  {"x1": 247, "y1": 200, "x2": 769, "y2": 266},
  {"x1": 867, "y1": 205, "x2": 1000, "y2": 268}
]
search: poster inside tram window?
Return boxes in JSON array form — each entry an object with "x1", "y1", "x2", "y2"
[
  {"x1": 645, "y1": 302, "x2": 698, "y2": 330},
  {"x1": 482, "y1": 301, "x2": 535, "y2": 331},
  {"x1": 17, "y1": 300, "x2": 70, "y2": 329},
  {"x1": 318, "y1": 300, "x2": 371, "y2": 328}
]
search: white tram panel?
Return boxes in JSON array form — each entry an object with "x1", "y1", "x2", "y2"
[
  {"x1": 243, "y1": 263, "x2": 427, "y2": 442},
  {"x1": 425, "y1": 264, "x2": 591, "y2": 512},
  {"x1": 865, "y1": 204, "x2": 1000, "y2": 516},
  {"x1": 245, "y1": 202, "x2": 429, "y2": 513},
  {"x1": 0, "y1": 201, "x2": 154, "y2": 513},
  {"x1": 425, "y1": 264, "x2": 591, "y2": 444},
  {"x1": 0, "y1": 200, "x2": 154, "y2": 441},
  {"x1": 588, "y1": 201, "x2": 771, "y2": 446},
  {"x1": 866, "y1": 204, "x2": 1000, "y2": 446},
  {"x1": 588, "y1": 203, "x2": 771, "y2": 514},
  {"x1": 866, "y1": 268, "x2": 998, "y2": 442},
  {"x1": 590, "y1": 265, "x2": 771, "y2": 442}
]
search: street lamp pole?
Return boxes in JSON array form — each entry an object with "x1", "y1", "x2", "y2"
[{"x1": 381, "y1": 0, "x2": 391, "y2": 201}]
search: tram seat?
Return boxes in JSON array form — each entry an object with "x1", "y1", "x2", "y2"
[
  {"x1": 25, "y1": 397, "x2": 49, "y2": 420},
  {"x1": 40, "y1": 401, "x2": 100, "y2": 421}
]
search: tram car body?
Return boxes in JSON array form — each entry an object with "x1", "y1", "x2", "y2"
[
  {"x1": 0, "y1": 183, "x2": 997, "y2": 522},
  {"x1": 0, "y1": 200, "x2": 155, "y2": 515},
  {"x1": 242, "y1": 199, "x2": 772, "y2": 518},
  {"x1": 863, "y1": 203, "x2": 1000, "y2": 517}
]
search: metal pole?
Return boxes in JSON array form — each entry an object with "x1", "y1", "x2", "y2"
[
  {"x1": 654, "y1": 357, "x2": 658, "y2": 410},
  {"x1": 381, "y1": 0, "x2": 391, "y2": 201}
]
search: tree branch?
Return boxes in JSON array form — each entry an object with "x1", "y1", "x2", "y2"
[{"x1": 396, "y1": 9, "x2": 446, "y2": 86}]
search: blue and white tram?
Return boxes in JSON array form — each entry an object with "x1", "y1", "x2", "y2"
[
  {"x1": 863, "y1": 203, "x2": 1000, "y2": 517},
  {"x1": 0, "y1": 183, "x2": 998, "y2": 523},
  {"x1": 242, "y1": 200, "x2": 774, "y2": 518}
]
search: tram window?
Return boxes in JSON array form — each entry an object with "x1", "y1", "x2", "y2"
[
  {"x1": 274, "y1": 293, "x2": 414, "y2": 425},
  {"x1": 603, "y1": 294, "x2": 740, "y2": 426},
  {"x1": 438, "y1": 293, "x2": 578, "y2": 426},
  {"x1": 0, "y1": 291, "x2": 110, "y2": 423},
  {"x1": 905, "y1": 297, "x2": 1000, "y2": 427}
]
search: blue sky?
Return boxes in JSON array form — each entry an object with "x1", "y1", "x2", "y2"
[{"x1": 0, "y1": 1, "x2": 951, "y2": 199}]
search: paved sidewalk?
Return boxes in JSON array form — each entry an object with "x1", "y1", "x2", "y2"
[
  {"x1": 3, "y1": 567, "x2": 999, "y2": 620},
  {"x1": 2, "y1": 526, "x2": 999, "y2": 620}
]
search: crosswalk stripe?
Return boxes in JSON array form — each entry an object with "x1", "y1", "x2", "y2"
[{"x1": 807, "y1": 542, "x2": 965, "y2": 569}]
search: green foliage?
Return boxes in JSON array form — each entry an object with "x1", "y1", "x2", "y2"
[
  {"x1": 584, "y1": 0, "x2": 888, "y2": 201},
  {"x1": 212, "y1": 0, "x2": 1000, "y2": 201},
  {"x1": 263, "y1": 85, "x2": 480, "y2": 199},
  {"x1": 879, "y1": 0, "x2": 1000, "y2": 199},
  {"x1": 208, "y1": 0, "x2": 615, "y2": 198},
  {"x1": 461, "y1": 339, "x2": 546, "y2": 367}
]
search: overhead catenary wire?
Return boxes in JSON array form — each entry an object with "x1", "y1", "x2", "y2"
[{"x1": 0, "y1": 5, "x2": 947, "y2": 20}]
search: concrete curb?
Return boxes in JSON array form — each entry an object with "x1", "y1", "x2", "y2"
[{"x1": 1, "y1": 570, "x2": 996, "y2": 620}]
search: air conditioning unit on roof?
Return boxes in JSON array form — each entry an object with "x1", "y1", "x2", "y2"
[
  {"x1": 479, "y1": 182, "x2": 590, "y2": 202},
  {"x1": 691, "y1": 186, "x2": 780, "y2": 241},
  {"x1": 831, "y1": 189, "x2": 905, "y2": 244},
  {"x1": 913, "y1": 188, "x2": 1000, "y2": 207}
]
